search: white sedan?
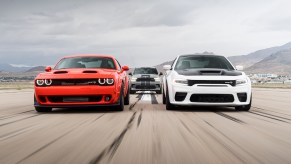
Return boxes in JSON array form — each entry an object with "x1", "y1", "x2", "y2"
[{"x1": 162, "y1": 54, "x2": 252, "y2": 111}]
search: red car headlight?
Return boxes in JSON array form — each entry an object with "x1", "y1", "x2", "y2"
[{"x1": 35, "y1": 79, "x2": 53, "y2": 86}]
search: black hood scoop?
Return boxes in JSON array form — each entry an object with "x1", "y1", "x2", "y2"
[
  {"x1": 83, "y1": 70, "x2": 98, "y2": 73},
  {"x1": 176, "y1": 69, "x2": 242, "y2": 76},
  {"x1": 54, "y1": 70, "x2": 68, "y2": 74}
]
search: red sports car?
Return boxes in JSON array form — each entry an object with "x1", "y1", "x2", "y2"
[{"x1": 34, "y1": 55, "x2": 130, "y2": 112}]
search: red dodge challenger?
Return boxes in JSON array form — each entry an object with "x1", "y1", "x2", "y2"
[{"x1": 34, "y1": 55, "x2": 130, "y2": 112}]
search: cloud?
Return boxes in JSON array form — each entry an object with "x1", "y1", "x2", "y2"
[{"x1": 0, "y1": 0, "x2": 291, "y2": 67}]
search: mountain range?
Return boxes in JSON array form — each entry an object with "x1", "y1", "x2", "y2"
[
  {"x1": 0, "y1": 63, "x2": 45, "y2": 73},
  {"x1": 1, "y1": 42, "x2": 291, "y2": 75},
  {"x1": 154, "y1": 42, "x2": 291, "y2": 75},
  {"x1": 228, "y1": 42, "x2": 291, "y2": 75}
]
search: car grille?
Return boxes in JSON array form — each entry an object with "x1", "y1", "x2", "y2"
[
  {"x1": 51, "y1": 79, "x2": 99, "y2": 86},
  {"x1": 48, "y1": 96, "x2": 102, "y2": 103},
  {"x1": 188, "y1": 80, "x2": 236, "y2": 86},
  {"x1": 136, "y1": 78, "x2": 155, "y2": 82},
  {"x1": 190, "y1": 94, "x2": 234, "y2": 103},
  {"x1": 135, "y1": 85, "x2": 157, "y2": 89}
]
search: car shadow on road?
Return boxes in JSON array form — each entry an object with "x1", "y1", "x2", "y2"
[
  {"x1": 48, "y1": 107, "x2": 122, "y2": 114},
  {"x1": 170, "y1": 106, "x2": 244, "y2": 113}
]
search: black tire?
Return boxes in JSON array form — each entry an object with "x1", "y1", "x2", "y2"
[
  {"x1": 166, "y1": 84, "x2": 175, "y2": 110},
  {"x1": 235, "y1": 96, "x2": 252, "y2": 111},
  {"x1": 156, "y1": 89, "x2": 162, "y2": 94},
  {"x1": 130, "y1": 89, "x2": 136, "y2": 94},
  {"x1": 124, "y1": 85, "x2": 130, "y2": 105},
  {"x1": 115, "y1": 85, "x2": 125, "y2": 111},
  {"x1": 162, "y1": 90, "x2": 166, "y2": 104},
  {"x1": 35, "y1": 107, "x2": 52, "y2": 112},
  {"x1": 34, "y1": 95, "x2": 52, "y2": 112}
]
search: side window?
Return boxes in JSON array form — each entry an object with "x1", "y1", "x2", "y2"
[{"x1": 115, "y1": 59, "x2": 122, "y2": 70}]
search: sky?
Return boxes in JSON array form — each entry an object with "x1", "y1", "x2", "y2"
[{"x1": 0, "y1": 0, "x2": 291, "y2": 67}]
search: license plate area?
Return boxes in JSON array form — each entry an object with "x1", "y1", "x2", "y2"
[{"x1": 63, "y1": 97, "x2": 89, "y2": 102}]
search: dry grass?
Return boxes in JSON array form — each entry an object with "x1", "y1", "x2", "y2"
[{"x1": 0, "y1": 81, "x2": 34, "y2": 90}]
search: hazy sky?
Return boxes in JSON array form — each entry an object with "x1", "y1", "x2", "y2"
[{"x1": 0, "y1": 0, "x2": 291, "y2": 67}]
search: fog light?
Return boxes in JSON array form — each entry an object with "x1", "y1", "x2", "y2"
[
  {"x1": 237, "y1": 93, "x2": 247, "y2": 102},
  {"x1": 175, "y1": 92, "x2": 187, "y2": 101},
  {"x1": 39, "y1": 96, "x2": 47, "y2": 103},
  {"x1": 105, "y1": 96, "x2": 111, "y2": 102}
]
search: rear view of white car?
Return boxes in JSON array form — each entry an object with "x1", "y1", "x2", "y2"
[{"x1": 163, "y1": 54, "x2": 252, "y2": 111}]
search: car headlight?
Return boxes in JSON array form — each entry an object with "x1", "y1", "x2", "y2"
[
  {"x1": 173, "y1": 79, "x2": 188, "y2": 85},
  {"x1": 154, "y1": 77, "x2": 161, "y2": 81},
  {"x1": 36, "y1": 79, "x2": 52, "y2": 86},
  {"x1": 106, "y1": 78, "x2": 114, "y2": 85},
  {"x1": 236, "y1": 79, "x2": 247, "y2": 85},
  {"x1": 36, "y1": 79, "x2": 45, "y2": 86},
  {"x1": 131, "y1": 77, "x2": 137, "y2": 82},
  {"x1": 45, "y1": 79, "x2": 52, "y2": 86},
  {"x1": 98, "y1": 78, "x2": 106, "y2": 85},
  {"x1": 98, "y1": 78, "x2": 114, "y2": 86}
]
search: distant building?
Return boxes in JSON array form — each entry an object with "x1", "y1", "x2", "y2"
[{"x1": 252, "y1": 74, "x2": 278, "y2": 78}]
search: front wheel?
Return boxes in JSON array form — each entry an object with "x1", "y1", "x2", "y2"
[
  {"x1": 124, "y1": 85, "x2": 130, "y2": 105},
  {"x1": 35, "y1": 107, "x2": 52, "y2": 112},
  {"x1": 130, "y1": 89, "x2": 136, "y2": 94},
  {"x1": 235, "y1": 97, "x2": 252, "y2": 111},
  {"x1": 34, "y1": 95, "x2": 52, "y2": 112},
  {"x1": 115, "y1": 86, "x2": 125, "y2": 111},
  {"x1": 162, "y1": 90, "x2": 166, "y2": 104},
  {"x1": 166, "y1": 84, "x2": 175, "y2": 110},
  {"x1": 156, "y1": 89, "x2": 162, "y2": 94}
]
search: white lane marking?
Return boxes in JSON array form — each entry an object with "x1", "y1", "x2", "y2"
[{"x1": 141, "y1": 91, "x2": 152, "y2": 102}]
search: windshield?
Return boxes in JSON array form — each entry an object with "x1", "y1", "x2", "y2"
[
  {"x1": 174, "y1": 55, "x2": 234, "y2": 70},
  {"x1": 54, "y1": 57, "x2": 116, "y2": 70},
  {"x1": 133, "y1": 68, "x2": 158, "y2": 74}
]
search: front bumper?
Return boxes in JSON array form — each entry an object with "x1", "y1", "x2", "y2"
[
  {"x1": 168, "y1": 84, "x2": 251, "y2": 106},
  {"x1": 34, "y1": 85, "x2": 120, "y2": 107},
  {"x1": 130, "y1": 81, "x2": 161, "y2": 91}
]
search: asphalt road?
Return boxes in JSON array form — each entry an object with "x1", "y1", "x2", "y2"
[{"x1": 0, "y1": 88, "x2": 291, "y2": 164}]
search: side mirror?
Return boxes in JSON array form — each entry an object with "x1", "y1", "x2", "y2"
[
  {"x1": 45, "y1": 66, "x2": 52, "y2": 72},
  {"x1": 122, "y1": 66, "x2": 129, "y2": 71},
  {"x1": 159, "y1": 72, "x2": 163, "y2": 76},
  {"x1": 236, "y1": 65, "x2": 244, "y2": 71},
  {"x1": 128, "y1": 72, "x2": 132, "y2": 76},
  {"x1": 163, "y1": 65, "x2": 171, "y2": 70}
]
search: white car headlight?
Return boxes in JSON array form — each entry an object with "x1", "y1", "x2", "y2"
[
  {"x1": 173, "y1": 79, "x2": 188, "y2": 85},
  {"x1": 44, "y1": 79, "x2": 52, "y2": 86},
  {"x1": 106, "y1": 78, "x2": 114, "y2": 85},
  {"x1": 236, "y1": 79, "x2": 247, "y2": 85},
  {"x1": 154, "y1": 77, "x2": 161, "y2": 81},
  {"x1": 36, "y1": 79, "x2": 44, "y2": 86},
  {"x1": 131, "y1": 77, "x2": 137, "y2": 81}
]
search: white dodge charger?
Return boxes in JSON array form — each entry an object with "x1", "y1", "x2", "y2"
[{"x1": 162, "y1": 54, "x2": 252, "y2": 111}]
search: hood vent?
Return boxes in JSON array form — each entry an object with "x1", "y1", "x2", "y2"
[
  {"x1": 176, "y1": 69, "x2": 242, "y2": 76},
  {"x1": 83, "y1": 70, "x2": 98, "y2": 73},
  {"x1": 200, "y1": 70, "x2": 222, "y2": 75},
  {"x1": 54, "y1": 71, "x2": 68, "y2": 74}
]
